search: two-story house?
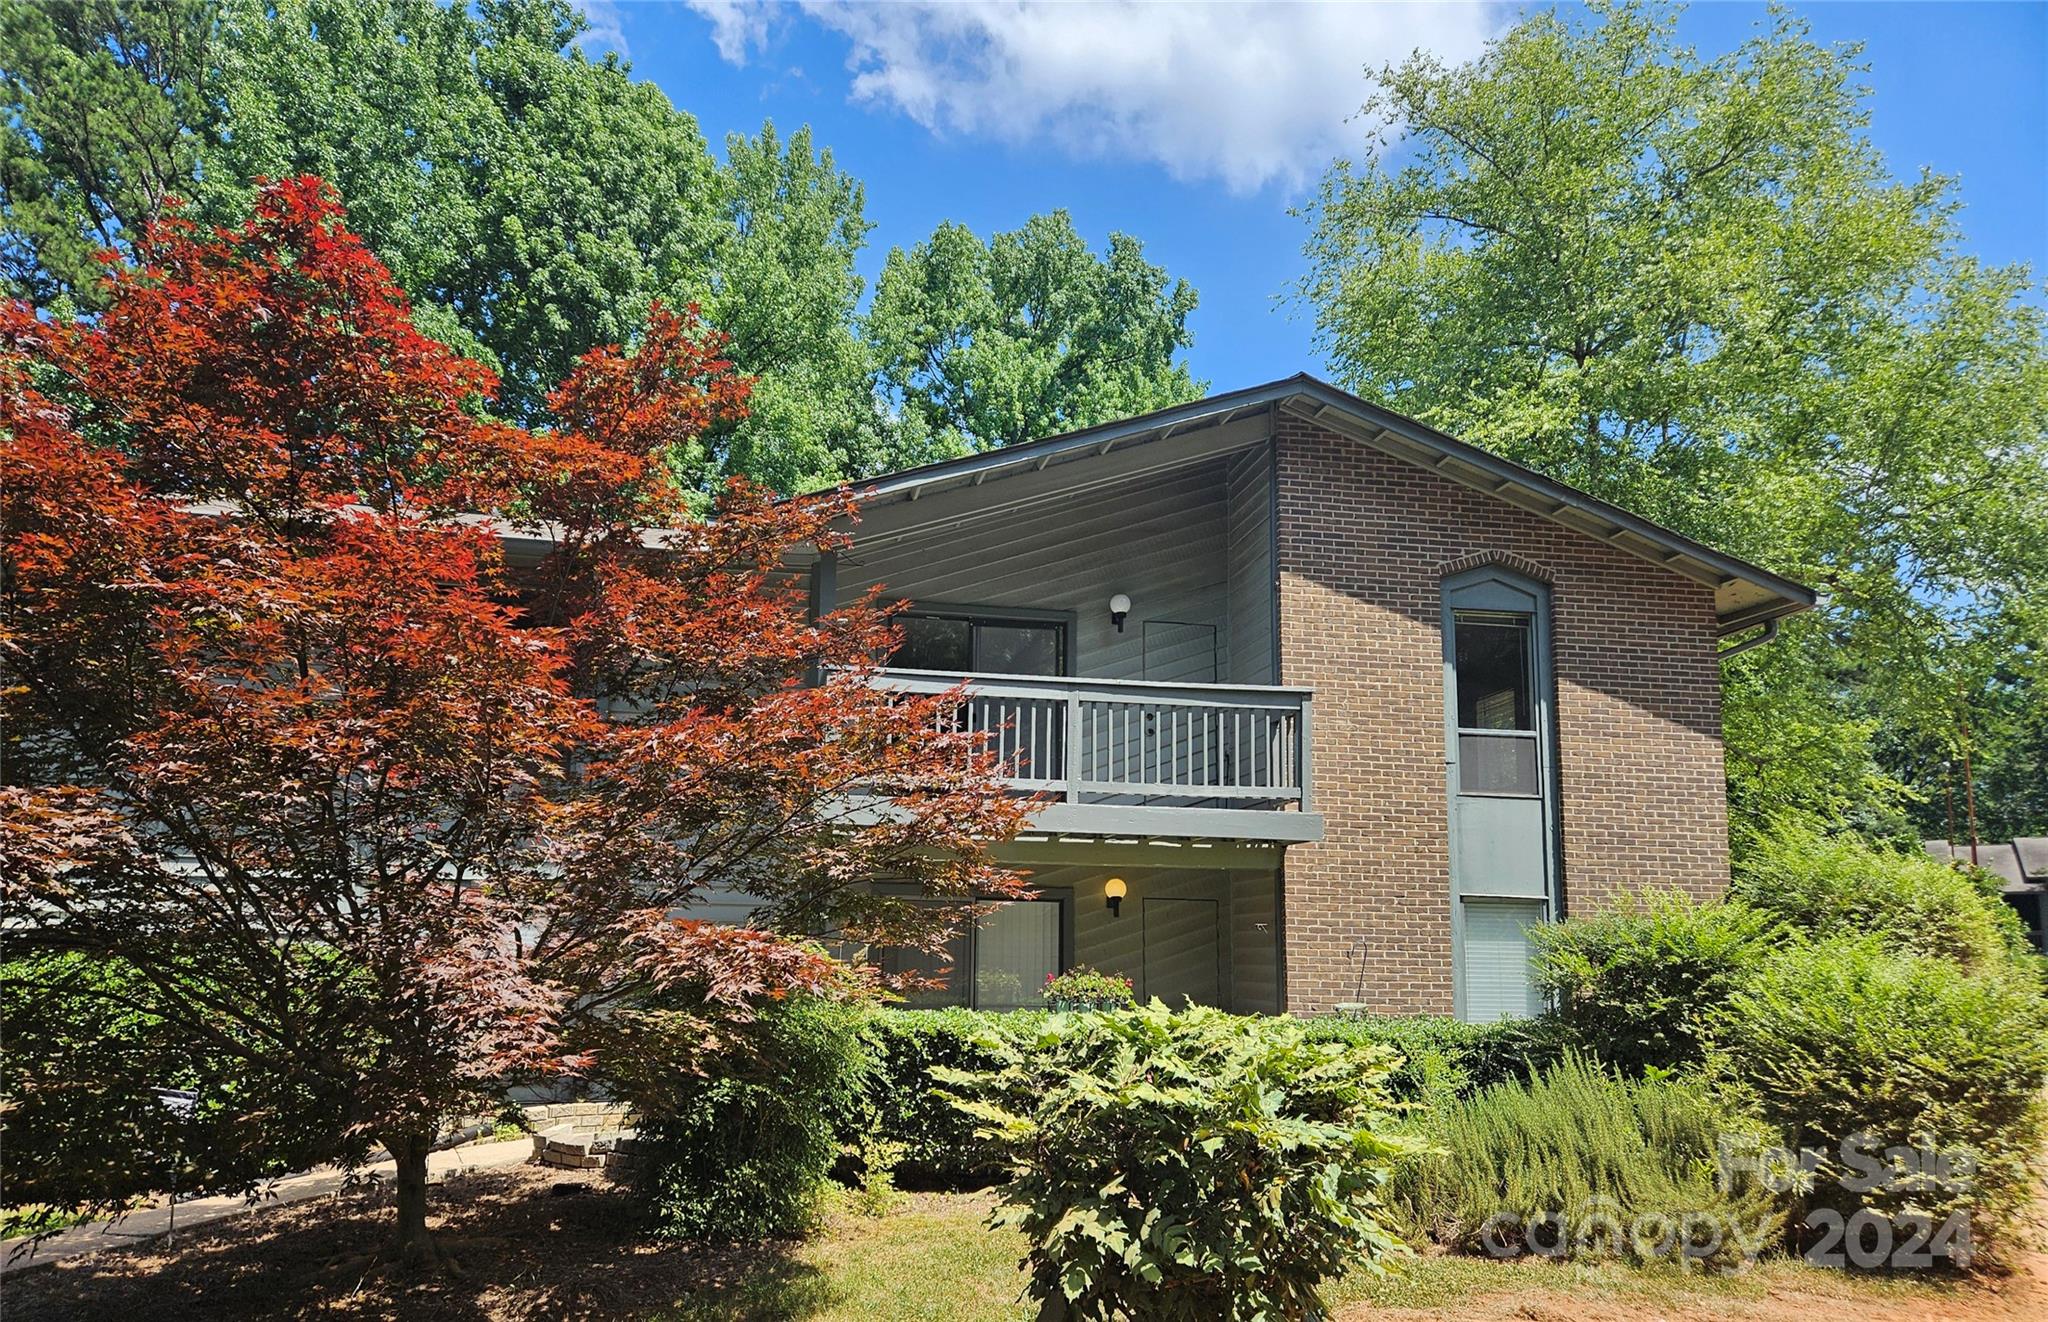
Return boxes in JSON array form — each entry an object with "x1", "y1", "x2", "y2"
[{"x1": 787, "y1": 375, "x2": 1814, "y2": 1022}]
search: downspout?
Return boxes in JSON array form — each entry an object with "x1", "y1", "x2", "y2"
[{"x1": 1717, "y1": 617, "x2": 1779, "y2": 658}]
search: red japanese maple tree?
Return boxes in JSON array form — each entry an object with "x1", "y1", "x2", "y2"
[{"x1": 0, "y1": 179, "x2": 1029, "y2": 1258}]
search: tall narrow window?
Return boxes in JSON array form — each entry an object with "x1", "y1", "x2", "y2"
[
  {"x1": 1443, "y1": 570, "x2": 1558, "y2": 1023},
  {"x1": 1454, "y1": 612, "x2": 1540, "y2": 797}
]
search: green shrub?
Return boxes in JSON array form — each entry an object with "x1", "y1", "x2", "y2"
[
  {"x1": 1041, "y1": 965, "x2": 1136, "y2": 1011},
  {"x1": 628, "y1": 996, "x2": 873, "y2": 1241},
  {"x1": 1530, "y1": 893, "x2": 1777, "y2": 1074},
  {"x1": 860, "y1": 1007, "x2": 1042, "y2": 1187},
  {"x1": 1706, "y1": 936, "x2": 2048, "y2": 1265},
  {"x1": 1393, "y1": 1053, "x2": 1782, "y2": 1267},
  {"x1": 1733, "y1": 822, "x2": 2029, "y2": 971},
  {"x1": 938, "y1": 1002, "x2": 1415, "y2": 1320},
  {"x1": 843, "y1": 1131, "x2": 908, "y2": 1218},
  {"x1": 864, "y1": 1009, "x2": 1528, "y2": 1189},
  {"x1": 1, "y1": 953, "x2": 356, "y2": 1216},
  {"x1": 1299, "y1": 1012, "x2": 1546, "y2": 1104}
]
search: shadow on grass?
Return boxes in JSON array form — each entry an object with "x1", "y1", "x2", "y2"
[
  {"x1": 1, "y1": 1168, "x2": 847, "y2": 1321},
  {"x1": 653, "y1": 1254, "x2": 838, "y2": 1321}
]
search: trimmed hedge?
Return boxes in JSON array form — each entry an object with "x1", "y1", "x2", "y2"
[
  {"x1": 1732, "y1": 822, "x2": 2031, "y2": 972},
  {"x1": 1298, "y1": 1012, "x2": 1548, "y2": 1104},
  {"x1": 1530, "y1": 893, "x2": 1777, "y2": 1074},
  {"x1": 860, "y1": 1008, "x2": 1043, "y2": 1187},
  {"x1": 858, "y1": 1006, "x2": 1542, "y2": 1188}
]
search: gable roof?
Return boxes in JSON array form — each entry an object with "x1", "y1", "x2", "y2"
[
  {"x1": 1924, "y1": 838, "x2": 2048, "y2": 893},
  {"x1": 855, "y1": 373, "x2": 1816, "y2": 636}
]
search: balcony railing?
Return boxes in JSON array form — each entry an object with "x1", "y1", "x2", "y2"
[{"x1": 871, "y1": 669, "x2": 1312, "y2": 812}]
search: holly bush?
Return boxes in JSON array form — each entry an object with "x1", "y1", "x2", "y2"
[
  {"x1": 937, "y1": 1002, "x2": 1416, "y2": 1320},
  {"x1": 624, "y1": 995, "x2": 874, "y2": 1241}
]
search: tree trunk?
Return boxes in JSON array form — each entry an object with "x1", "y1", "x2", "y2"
[{"x1": 387, "y1": 1132, "x2": 437, "y2": 1262}]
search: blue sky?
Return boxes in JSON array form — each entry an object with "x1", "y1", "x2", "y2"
[{"x1": 588, "y1": 1, "x2": 2046, "y2": 390}]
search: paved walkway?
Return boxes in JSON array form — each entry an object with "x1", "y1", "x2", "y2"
[{"x1": 0, "y1": 1137, "x2": 532, "y2": 1277}]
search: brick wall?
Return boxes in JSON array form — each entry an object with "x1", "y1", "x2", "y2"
[{"x1": 1274, "y1": 417, "x2": 1730, "y2": 1015}]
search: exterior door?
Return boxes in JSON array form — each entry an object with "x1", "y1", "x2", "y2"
[
  {"x1": 1142, "y1": 897, "x2": 1220, "y2": 1008},
  {"x1": 1443, "y1": 568, "x2": 1558, "y2": 1022}
]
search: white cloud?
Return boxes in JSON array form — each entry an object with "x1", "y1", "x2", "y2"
[
  {"x1": 574, "y1": 0, "x2": 631, "y2": 59},
  {"x1": 685, "y1": 0, "x2": 774, "y2": 63},
  {"x1": 685, "y1": 1, "x2": 1500, "y2": 194}
]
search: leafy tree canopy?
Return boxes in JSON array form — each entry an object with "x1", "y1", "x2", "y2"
[
  {"x1": 0, "y1": 0, "x2": 214, "y2": 309},
  {"x1": 869, "y1": 208, "x2": 1204, "y2": 459},
  {"x1": 0, "y1": 179, "x2": 1030, "y2": 1257},
  {"x1": 2, "y1": 0, "x2": 1207, "y2": 487},
  {"x1": 1297, "y1": 0, "x2": 2048, "y2": 840},
  {"x1": 200, "y1": 0, "x2": 726, "y2": 422},
  {"x1": 694, "y1": 121, "x2": 882, "y2": 496}
]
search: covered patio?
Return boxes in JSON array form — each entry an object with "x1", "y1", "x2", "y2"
[{"x1": 882, "y1": 858, "x2": 1282, "y2": 1015}]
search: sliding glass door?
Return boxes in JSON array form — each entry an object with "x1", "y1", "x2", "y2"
[
  {"x1": 892, "y1": 611, "x2": 1066, "y2": 677},
  {"x1": 879, "y1": 896, "x2": 1068, "y2": 1011}
]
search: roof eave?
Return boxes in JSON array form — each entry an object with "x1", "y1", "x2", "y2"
[{"x1": 841, "y1": 373, "x2": 1817, "y2": 637}]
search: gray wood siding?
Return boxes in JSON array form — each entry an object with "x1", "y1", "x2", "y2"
[
  {"x1": 1229, "y1": 868, "x2": 1281, "y2": 1013},
  {"x1": 837, "y1": 459, "x2": 1233, "y2": 682},
  {"x1": 1225, "y1": 443, "x2": 1276, "y2": 685}
]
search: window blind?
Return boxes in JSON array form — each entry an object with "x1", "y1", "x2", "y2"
[{"x1": 1461, "y1": 899, "x2": 1546, "y2": 1022}]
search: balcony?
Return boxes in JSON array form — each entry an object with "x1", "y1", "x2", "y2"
[{"x1": 871, "y1": 670, "x2": 1321, "y2": 844}]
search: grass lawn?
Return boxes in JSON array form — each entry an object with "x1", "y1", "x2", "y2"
[
  {"x1": 1, "y1": 1205, "x2": 106, "y2": 1241},
  {"x1": 659, "y1": 1191, "x2": 1024, "y2": 1322},
  {"x1": 668, "y1": 1189, "x2": 2022, "y2": 1322},
  {"x1": 9, "y1": 1166, "x2": 2033, "y2": 1321}
]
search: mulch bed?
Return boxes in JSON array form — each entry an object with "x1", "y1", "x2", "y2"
[{"x1": 4, "y1": 1165, "x2": 781, "y2": 1320}]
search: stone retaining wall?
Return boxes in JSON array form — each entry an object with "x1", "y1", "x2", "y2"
[
  {"x1": 435, "y1": 1100, "x2": 636, "y2": 1154},
  {"x1": 532, "y1": 1128, "x2": 641, "y2": 1173},
  {"x1": 519, "y1": 1101, "x2": 634, "y2": 1137}
]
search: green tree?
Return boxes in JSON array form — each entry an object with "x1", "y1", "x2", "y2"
[
  {"x1": 200, "y1": 0, "x2": 725, "y2": 420},
  {"x1": 693, "y1": 121, "x2": 882, "y2": 496},
  {"x1": 0, "y1": 0, "x2": 216, "y2": 311},
  {"x1": 3, "y1": 1, "x2": 1212, "y2": 492},
  {"x1": 868, "y1": 209, "x2": 1204, "y2": 456},
  {"x1": 1296, "y1": 0, "x2": 2048, "y2": 837},
  {"x1": 1882, "y1": 636, "x2": 2048, "y2": 844},
  {"x1": 2, "y1": 0, "x2": 725, "y2": 420}
]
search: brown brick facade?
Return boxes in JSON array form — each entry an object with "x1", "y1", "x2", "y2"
[{"x1": 1274, "y1": 418, "x2": 1730, "y2": 1015}]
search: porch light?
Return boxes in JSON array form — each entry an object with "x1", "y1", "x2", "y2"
[
  {"x1": 1108, "y1": 593, "x2": 1132, "y2": 633},
  {"x1": 1104, "y1": 876, "x2": 1127, "y2": 918}
]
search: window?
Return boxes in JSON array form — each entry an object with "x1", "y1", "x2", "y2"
[
  {"x1": 878, "y1": 896, "x2": 1068, "y2": 1011},
  {"x1": 1455, "y1": 614, "x2": 1532, "y2": 729},
  {"x1": 894, "y1": 615, "x2": 973, "y2": 671},
  {"x1": 891, "y1": 610, "x2": 1066, "y2": 677},
  {"x1": 1460, "y1": 899, "x2": 1546, "y2": 1022},
  {"x1": 1453, "y1": 611, "x2": 1539, "y2": 797},
  {"x1": 973, "y1": 901, "x2": 1062, "y2": 1010},
  {"x1": 1443, "y1": 568, "x2": 1558, "y2": 1024}
]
